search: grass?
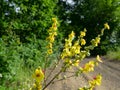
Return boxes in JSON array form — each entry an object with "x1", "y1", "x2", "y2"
[{"x1": 107, "y1": 47, "x2": 120, "y2": 61}]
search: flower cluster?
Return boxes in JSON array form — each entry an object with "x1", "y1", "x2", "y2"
[
  {"x1": 91, "y1": 36, "x2": 101, "y2": 47},
  {"x1": 61, "y1": 29, "x2": 87, "y2": 68},
  {"x1": 46, "y1": 18, "x2": 58, "y2": 54},
  {"x1": 30, "y1": 67, "x2": 44, "y2": 90},
  {"x1": 61, "y1": 31, "x2": 75, "y2": 59},
  {"x1": 89, "y1": 74, "x2": 102, "y2": 89},
  {"x1": 80, "y1": 55, "x2": 102, "y2": 73},
  {"x1": 79, "y1": 74, "x2": 102, "y2": 90}
]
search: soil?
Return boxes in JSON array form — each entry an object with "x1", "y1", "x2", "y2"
[{"x1": 46, "y1": 57, "x2": 120, "y2": 90}]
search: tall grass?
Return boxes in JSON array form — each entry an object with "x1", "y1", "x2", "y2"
[{"x1": 107, "y1": 47, "x2": 120, "y2": 61}]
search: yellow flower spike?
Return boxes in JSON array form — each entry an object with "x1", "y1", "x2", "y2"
[
  {"x1": 33, "y1": 67, "x2": 44, "y2": 83},
  {"x1": 104, "y1": 23, "x2": 110, "y2": 30},
  {"x1": 96, "y1": 55, "x2": 103, "y2": 63},
  {"x1": 81, "y1": 39, "x2": 86, "y2": 45},
  {"x1": 46, "y1": 18, "x2": 58, "y2": 55}
]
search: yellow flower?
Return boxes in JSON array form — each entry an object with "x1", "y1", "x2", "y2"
[
  {"x1": 33, "y1": 67, "x2": 44, "y2": 83},
  {"x1": 72, "y1": 60, "x2": 80, "y2": 66},
  {"x1": 78, "y1": 88, "x2": 84, "y2": 90},
  {"x1": 93, "y1": 74, "x2": 102, "y2": 86},
  {"x1": 65, "y1": 59, "x2": 72, "y2": 65},
  {"x1": 68, "y1": 31, "x2": 75, "y2": 40},
  {"x1": 37, "y1": 84, "x2": 42, "y2": 90},
  {"x1": 96, "y1": 55, "x2": 102, "y2": 63},
  {"x1": 80, "y1": 30, "x2": 86, "y2": 37},
  {"x1": 74, "y1": 41, "x2": 79, "y2": 46},
  {"x1": 47, "y1": 43, "x2": 52, "y2": 49},
  {"x1": 104, "y1": 23, "x2": 110, "y2": 30},
  {"x1": 47, "y1": 49, "x2": 53, "y2": 54},
  {"x1": 53, "y1": 31, "x2": 57, "y2": 36},
  {"x1": 82, "y1": 61, "x2": 95, "y2": 72},
  {"x1": 52, "y1": 23, "x2": 57, "y2": 31},
  {"x1": 65, "y1": 39, "x2": 72, "y2": 47},
  {"x1": 95, "y1": 37, "x2": 100, "y2": 43},
  {"x1": 46, "y1": 35, "x2": 55, "y2": 43},
  {"x1": 81, "y1": 39, "x2": 86, "y2": 45},
  {"x1": 75, "y1": 45, "x2": 81, "y2": 54},
  {"x1": 33, "y1": 83, "x2": 37, "y2": 88},
  {"x1": 91, "y1": 37, "x2": 100, "y2": 46},
  {"x1": 89, "y1": 74, "x2": 102, "y2": 89}
]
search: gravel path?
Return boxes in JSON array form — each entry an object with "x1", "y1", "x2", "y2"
[{"x1": 47, "y1": 57, "x2": 120, "y2": 90}]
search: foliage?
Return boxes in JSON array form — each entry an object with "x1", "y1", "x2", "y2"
[
  {"x1": 57, "y1": 0, "x2": 120, "y2": 54},
  {"x1": 1, "y1": 0, "x2": 60, "y2": 87},
  {"x1": 0, "y1": 32, "x2": 59, "y2": 89},
  {"x1": 0, "y1": 0, "x2": 58, "y2": 41}
]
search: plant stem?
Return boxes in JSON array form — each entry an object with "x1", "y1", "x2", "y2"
[
  {"x1": 46, "y1": 56, "x2": 61, "y2": 81},
  {"x1": 53, "y1": 74, "x2": 75, "y2": 82},
  {"x1": 42, "y1": 69, "x2": 62, "y2": 90}
]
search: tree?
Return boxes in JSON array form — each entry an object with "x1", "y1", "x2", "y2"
[
  {"x1": 0, "y1": 0, "x2": 58, "y2": 41},
  {"x1": 57, "y1": 0, "x2": 120, "y2": 54},
  {"x1": 0, "y1": 0, "x2": 58, "y2": 84}
]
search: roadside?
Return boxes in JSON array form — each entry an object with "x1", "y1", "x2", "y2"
[{"x1": 47, "y1": 57, "x2": 120, "y2": 90}]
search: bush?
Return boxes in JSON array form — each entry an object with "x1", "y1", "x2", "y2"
[{"x1": 0, "y1": 33, "x2": 60, "y2": 89}]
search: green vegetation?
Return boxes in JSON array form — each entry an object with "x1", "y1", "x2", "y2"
[
  {"x1": 1, "y1": 0, "x2": 58, "y2": 40},
  {"x1": 57, "y1": 0, "x2": 120, "y2": 54},
  {"x1": 0, "y1": 0, "x2": 120, "y2": 89},
  {"x1": 107, "y1": 47, "x2": 120, "y2": 61},
  {"x1": 0, "y1": 36, "x2": 60, "y2": 89}
]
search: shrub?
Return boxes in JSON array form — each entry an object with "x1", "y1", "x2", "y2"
[{"x1": 0, "y1": 32, "x2": 60, "y2": 89}]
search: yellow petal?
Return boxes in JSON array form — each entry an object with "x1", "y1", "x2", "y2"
[{"x1": 96, "y1": 55, "x2": 103, "y2": 63}]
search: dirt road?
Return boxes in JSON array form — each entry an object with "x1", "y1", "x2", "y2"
[{"x1": 47, "y1": 57, "x2": 120, "y2": 90}]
